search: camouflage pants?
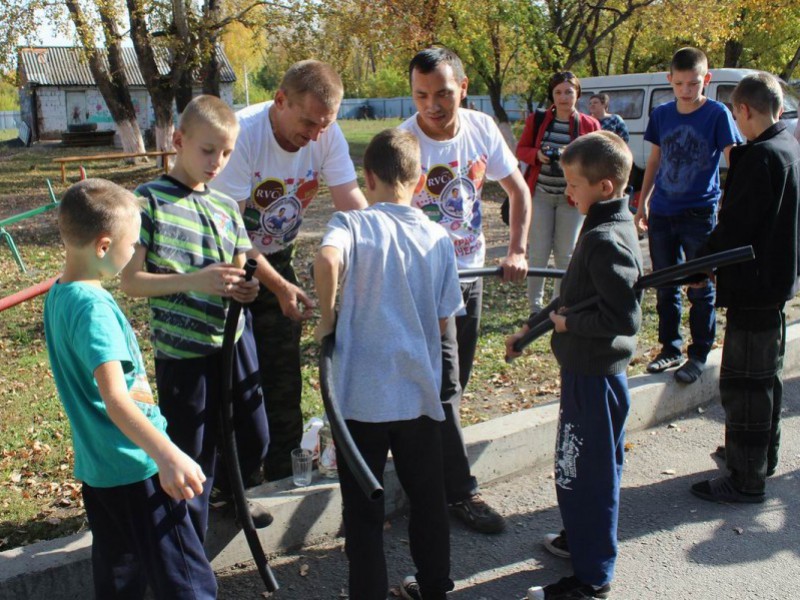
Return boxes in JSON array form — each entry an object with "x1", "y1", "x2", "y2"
[{"x1": 251, "y1": 246, "x2": 304, "y2": 481}]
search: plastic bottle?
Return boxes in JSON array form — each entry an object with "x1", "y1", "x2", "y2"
[{"x1": 317, "y1": 414, "x2": 338, "y2": 478}]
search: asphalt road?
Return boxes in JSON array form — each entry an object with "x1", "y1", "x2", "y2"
[{"x1": 217, "y1": 376, "x2": 800, "y2": 599}]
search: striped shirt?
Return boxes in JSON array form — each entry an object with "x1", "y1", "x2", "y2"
[
  {"x1": 136, "y1": 175, "x2": 252, "y2": 359},
  {"x1": 536, "y1": 118, "x2": 571, "y2": 195}
]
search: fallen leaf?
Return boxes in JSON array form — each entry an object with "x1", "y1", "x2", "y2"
[
  {"x1": 661, "y1": 469, "x2": 676, "y2": 475},
  {"x1": 624, "y1": 442, "x2": 634, "y2": 452},
  {"x1": 733, "y1": 527, "x2": 744, "y2": 535},
  {"x1": 299, "y1": 563, "x2": 309, "y2": 577}
]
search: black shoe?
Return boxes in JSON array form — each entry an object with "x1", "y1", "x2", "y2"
[
  {"x1": 690, "y1": 476, "x2": 765, "y2": 504},
  {"x1": 646, "y1": 352, "x2": 682, "y2": 373},
  {"x1": 713, "y1": 446, "x2": 776, "y2": 477},
  {"x1": 526, "y1": 575, "x2": 611, "y2": 599},
  {"x1": 449, "y1": 493, "x2": 505, "y2": 534},
  {"x1": 543, "y1": 529, "x2": 570, "y2": 558},
  {"x1": 674, "y1": 358, "x2": 704, "y2": 384},
  {"x1": 245, "y1": 501, "x2": 274, "y2": 529}
]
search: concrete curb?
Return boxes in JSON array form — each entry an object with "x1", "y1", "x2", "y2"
[{"x1": 3, "y1": 324, "x2": 799, "y2": 600}]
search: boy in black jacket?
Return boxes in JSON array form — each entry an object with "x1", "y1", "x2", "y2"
[
  {"x1": 690, "y1": 73, "x2": 800, "y2": 503},
  {"x1": 507, "y1": 131, "x2": 643, "y2": 600}
]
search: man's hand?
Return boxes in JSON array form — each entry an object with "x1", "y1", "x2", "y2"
[
  {"x1": 230, "y1": 277, "x2": 259, "y2": 304},
  {"x1": 156, "y1": 445, "x2": 206, "y2": 501},
  {"x1": 275, "y1": 281, "x2": 315, "y2": 321},
  {"x1": 500, "y1": 251, "x2": 528, "y2": 283}
]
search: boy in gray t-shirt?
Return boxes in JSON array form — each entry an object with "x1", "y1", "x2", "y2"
[{"x1": 314, "y1": 129, "x2": 464, "y2": 600}]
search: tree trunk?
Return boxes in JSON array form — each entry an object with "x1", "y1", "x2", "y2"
[
  {"x1": 488, "y1": 80, "x2": 509, "y2": 123},
  {"x1": 116, "y1": 119, "x2": 147, "y2": 157},
  {"x1": 780, "y1": 44, "x2": 800, "y2": 81},
  {"x1": 724, "y1": 39, "x2": 744, "y2": 68},
  {"x1": 65, "y1": 0, "x2": 146, "y2": 158}
]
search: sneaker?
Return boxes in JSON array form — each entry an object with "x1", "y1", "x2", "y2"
[
  {"x1": 646, "y1": 352, "x2": 682, "y2": 373},
  {"x1": 449, "y1": 493, "x2": 505, "y2": 534},
  {"x1": 543, "y1": 529, "x2": 570, "y2": 558},
  {"x1": 712, "y1": 446, "x2": 776, "y2": 477},
  {"x1": 400, "y1": 575, "x2": 422, "y2": 600},
  {"x1": 526, "y1": 576, "x2": 611, "y2": 599},
  {"x1": 690, "y1": 475, "x2": 765, "y2": 504},
  {"x1": 674, "y1": 358, "x2": 704, "y2": 384}
]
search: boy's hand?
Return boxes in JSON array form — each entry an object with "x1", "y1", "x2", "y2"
[
  {"x1": 156, "y1": 445, "x2": 206, "y2": 501},
  {"x1": 537, "y1": 149, "x2": 551, "y2": 164},
  {"x1": 550, "y1": 310, "x2": 568, "y2": 333},
  {"x1": 314, "y1": 317, "x2": 336, "y2": 343},
  {"x1": 230, "y1": 277, "x2": 259, "y2": 304},
  {"x1": 276, "y1": 281, "x2": 315, "y2": 321},
  {"x1": 499, "y1": 252, "x2": 528, "y2": 283},
  {"x1": 192, "y1": 263, "x2": 247, "y2": 296},
  {"x1": 634, "y1": 209, "x2": 648, "y2": 234},
  {"x1": 504, "y1": 324, "x2": 529, "y2": 361}
]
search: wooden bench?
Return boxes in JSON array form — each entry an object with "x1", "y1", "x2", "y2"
[{"x1": 52, "y1": 150, "x2": 176, "y2": 183}]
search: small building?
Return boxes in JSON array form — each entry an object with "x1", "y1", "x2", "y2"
[{"x1": 17, "y1": 46, "x2": 236, "y2": 143}]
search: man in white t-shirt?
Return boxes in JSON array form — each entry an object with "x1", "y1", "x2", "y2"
[
  {"x1": 398, "y1": 47, "x2": 531, "y2": 573},
  {"x1": 212, "y1": 60, "x2": 367, "y2": 481}
]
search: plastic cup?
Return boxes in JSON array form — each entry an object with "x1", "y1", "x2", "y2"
[{"x1": 291, "y1": 448, "x2": 313, "y2": 487}]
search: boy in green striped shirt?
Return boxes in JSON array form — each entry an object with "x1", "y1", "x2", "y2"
[{"x1": 121, "y1": 95, "x2": 271, "y2": 540}]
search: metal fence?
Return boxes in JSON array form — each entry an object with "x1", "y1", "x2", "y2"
[
  {"x1": 0, "y1": 111, "x2": 20, "y2": 130},
  {"x1": 336, "y1": 95, "x2": 530, "y2": 121}
]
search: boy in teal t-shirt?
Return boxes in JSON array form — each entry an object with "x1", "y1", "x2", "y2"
[{"x1": 44, "y1": 178, "x2": 216, "y2": 599}]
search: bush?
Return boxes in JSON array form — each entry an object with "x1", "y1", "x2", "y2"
[{"x1": 0, "y1": 80, "x2": 19, "y2": 111}]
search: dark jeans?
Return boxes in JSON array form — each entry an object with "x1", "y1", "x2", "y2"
[
  {"x1": 339, "y1": 417, "x2": 453, "y2": 600},
  {"x1": 647, "y1": 208, "x2": 717, "y2": 361},
  {"x1": 721, "y1": 307, "x2": 785, "y2": 494},
  {"x1": 251, "y1": 247, "x2": 304, "y2": 481},
  {"x1": 440, "y1": 278, "x2": 483, "y2": 503},
  {"x1": 155, "y1": 321, "x2": 269, "y2": 541},
  {"x1": 83, "y1": 476, "x2": 217, "y2": 600},
  {"x1": 556, "y1": 371, "x2": 630, "y2": 587}
]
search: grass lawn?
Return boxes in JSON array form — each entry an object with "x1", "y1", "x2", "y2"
[{"x1": 1, "y1": 118, "x2": 666, "y2": 550}]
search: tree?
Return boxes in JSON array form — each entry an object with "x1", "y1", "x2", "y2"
[{"x1": 65, "y1": 0, "x2": 146, "y2": 156}]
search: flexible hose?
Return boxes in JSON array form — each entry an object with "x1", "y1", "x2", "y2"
[
  {"x1": 507, "y1": 246, "x2": 756, "y2": 359},
  {"x1": 220, "y1": 258, "x2": 279, "y2": 592},
  {"x1": 319, "y1": 334, "x2": 384, "y2": 501}
]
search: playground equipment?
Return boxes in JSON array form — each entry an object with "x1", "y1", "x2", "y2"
[
  {"x1": 0, "y1": 274, "x2": 59, "y2": 312},
  {"x1": 0, "y1": 180, "x2": 60, "y2": 273}
]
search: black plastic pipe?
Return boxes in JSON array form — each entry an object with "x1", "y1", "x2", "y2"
[
  {"x1": 634, "y1": 246, "x2": 754, "y2": 290},
  {"x1": 319, "y1": 334, "x2": 384, "y2": 501},
  {"x1": 220, "y1": 258, "x2": 279, "y2": 593},
  {"x1": 507, "y1": 246, "x2": 755, "y2": 358},
  {"x1": 458, "y1": 267, "x2": 566, "y2": 279}
]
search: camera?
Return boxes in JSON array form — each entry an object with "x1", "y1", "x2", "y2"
[{"x1": 542, "y1": 145, "x2": 563, "y2": 162}]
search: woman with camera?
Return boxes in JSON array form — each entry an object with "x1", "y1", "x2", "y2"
[{"x1": 516, "y1": 72, "x2": 601, "y2": 315}]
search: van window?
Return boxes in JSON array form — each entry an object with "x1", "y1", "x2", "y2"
[
  {"x1": 718, "y1": 82, "x2": 799, "y2": 119},
  {"x1": 649, "y1": 88, "x2": 674, "y2": 114},
  {"x1": 578, "y1": 89, "x2": 644, "y2": 119},
  {"x1": 717, "y1": 85, "x2": 735, "y2": 111}
]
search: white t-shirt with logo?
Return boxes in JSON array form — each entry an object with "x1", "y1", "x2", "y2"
[
  {"x1": 399, "y1": 108, "x2": 518, "y2": 269},
  {"x1": 212, "y1": 101, "x2": 358, "y2": 255}
]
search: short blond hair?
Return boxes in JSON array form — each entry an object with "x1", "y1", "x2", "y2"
[
  {"x1": 58, "y1": 179, "x2": 140, "y2": 247},
  {"x1": 561, "y1": 131, "x2": 632, "y2": 193},
  {"x1": 363, "y1": 129, "x2": 421, "y2": 188},
  {"x1": 179, "y1": 94, "x2": 238, "y2": 137},
  {"x1": 280, "y1": 60, "x2": 343, "y2": 110}
]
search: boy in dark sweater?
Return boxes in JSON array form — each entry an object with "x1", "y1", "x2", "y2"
[
  {"x1": 507, "y1": 131, "x2": 643, "y2": 600},
  {"x1": 690, "y1": 73, "x2": 800, "y2": 504}
]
